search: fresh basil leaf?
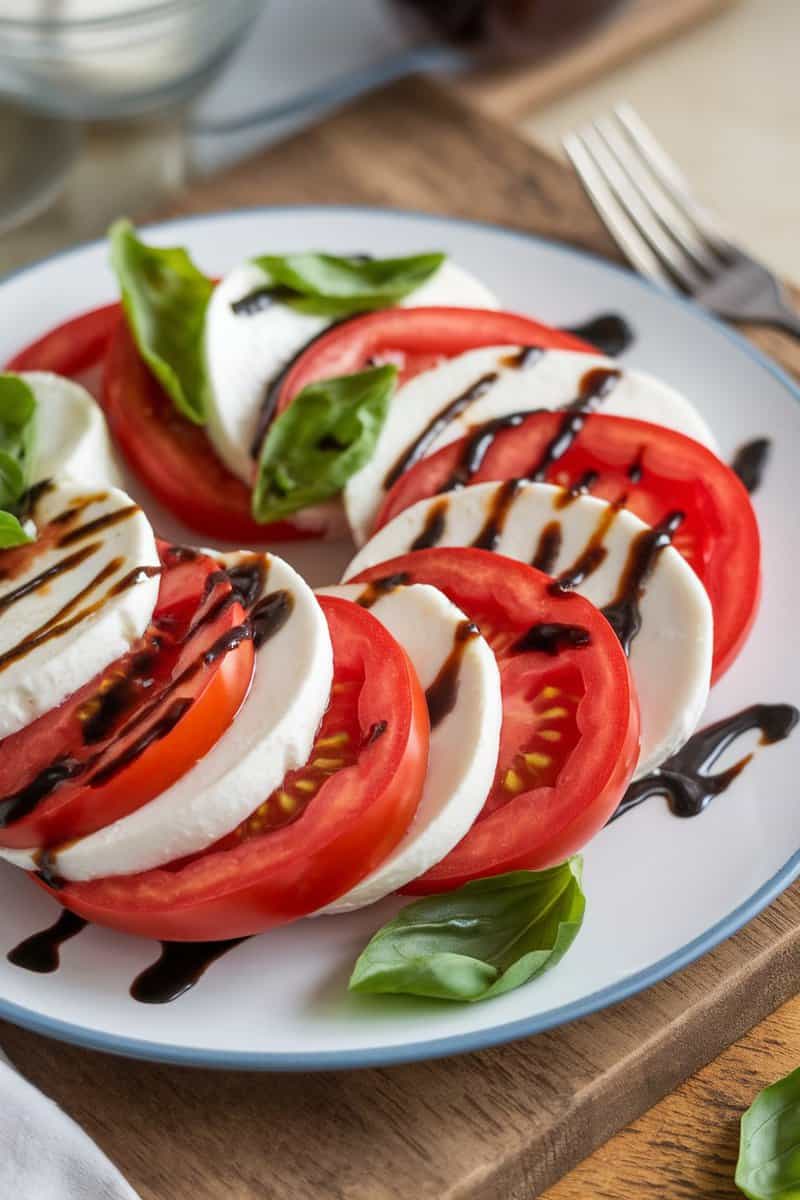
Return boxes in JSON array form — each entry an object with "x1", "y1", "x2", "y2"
[
  {"x1": 0, "y1": 373, "x2": 37, "y2": 513},
  {"x1": 109, "y1": 219, "x2": 213, "y2": 425},
  {"x1": 736, "y1": 1066, "x2": 800, "y2": 1199},
  {"x1": 252, "y1": 364, "x2": 396, "y2": 523},
  {"x1": 250, "y1": 252, "x2": 445, "y2": 317},
  {"x1": 0, "y1": 510, "x2": 32, "y2": 548},
  {"x1": 349, "y1": 860, "x2": 585, "y2": 1002}
]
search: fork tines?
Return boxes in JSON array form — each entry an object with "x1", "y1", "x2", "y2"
[{"x1": 563, "y1": 104, "x2": 735, "y2": 294}]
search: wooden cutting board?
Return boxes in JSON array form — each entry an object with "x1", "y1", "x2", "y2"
[{"x1": 3, "y1": 78, "x2": 800, "y2": 1200}]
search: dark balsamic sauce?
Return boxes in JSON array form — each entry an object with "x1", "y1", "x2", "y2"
[
  {"x1": 562, "y1": 314, "x2": 634, "y2": 357},
  {"x1": 442, "y1": 412, "x2": 527, "y2": 492},
  {"x1": 411, "y1": 497, "x2": 449, "y2": 551},
  {"x1": 601, "y1": 511, "x2": 684, "y2": 655},
  {"x1": 251, "y1": 589, "x2": 293, "y2": 648},
  {"x1": 554, "y1": 469, "x2": 599, "y2": 510},
  {"x1": 499, "y1": 346, "x2": 545, "y2": 370},
  {"x1": 611, "y1": 704, "x2": 799, "y2": 822},
  {"x1": 0, "y1": 542, "x2": 99, "y2": 615},
  {"x1": 130, "y1": 938, "x2": 249, "y2": 1004},
  {"x1": 7, "y1": 911, "x2": 87, "y2": 973},
  {"x1": 384, "y1": 371, "x2": 498, "y2": 489},
  {"x1": 531, "y1": 521, "x2": 563, "y2": 574},
  {"x1": 355, "y1": 572, "x2": 411, "y2": 609},
  {"x1": 470, "y1": 479, "x2": 521, "y2": 551},
  {"x1": 511, "y1": 622, "x2": 591, "y2": 655},
  {"x1": 548, "y1": 499, "x2": 624, "y2": 595},
  {"x1": 56, "y1": 504, "x2": 139, "y2": 548},
  {"x1": 88, "y1": 699, "x2": 193, "y2": 787},
  {"x1": 424, "y1": 620, "x2": 479, "y2": 729},
  {"x1": 731, "y1": 438, "x2": 771, "y2": 494}
]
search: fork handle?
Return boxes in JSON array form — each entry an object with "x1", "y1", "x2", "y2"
[{"x1": 731, "y1": 307, "x2": 800, "y2": 341}]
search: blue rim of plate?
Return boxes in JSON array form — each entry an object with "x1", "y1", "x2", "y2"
[{"x1": 1, "y1": 203, "x2": 799, "y2": 1072}]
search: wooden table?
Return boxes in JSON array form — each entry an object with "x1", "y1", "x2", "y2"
[{"x1": 3, "y1": 75, "x2": 800, "y2": 1200}]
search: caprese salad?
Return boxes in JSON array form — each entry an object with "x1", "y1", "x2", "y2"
[{"x1": 0, "y1": 219, "x2": 789, "y2": 1007}]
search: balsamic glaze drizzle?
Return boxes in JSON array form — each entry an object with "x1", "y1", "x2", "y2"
[
  {"x1": 731, "y1": 438, "x2": 771, "y2": 494},
  {"x1": 442, "y1": 412, "x2": 527, "y2": 493},
  {"x1": 384, "y1": 372, "x2": 498, "y2": 490},
  {"x1": 355, "y1": 572, "x2": 411, "y2": 609},
  {"x1": 425, "y1": 620, "x2": 479, "y2": 729},
  {"x1": 611, "y1": 704, "x2": 799, "y2": 822},
  {"x1": 500, "y1": 346, "x2": 545, "y2": 370},
  {"x1": 531, "y1": 521, "x2": 563, "y2": 575},
  {"x1": 511, "y1": 622, "x2": 591, "y2": 655},
  {"x1": 601, "y1": 511, "x2": 684, "y2": 655},
  {"x1": 130, "y1": 938, "x2": 250, "y2": 1004},
  {"x1": 7, "y1": 911, "x2": 87, "y2": 973},
  {"x1": 411, "y1": 498, "x2": 449, "y2": 551},
  {"x1": 470, "y1": 479, "x2": 521, "y2": 551},
  {"x1": 562, "y1": 314, "x2": 634, "y2": 357}
]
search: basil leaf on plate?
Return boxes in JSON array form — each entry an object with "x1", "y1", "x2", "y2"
[
  {"x1": 109, "y1": 218, "x2": 213, "y2": 425},
  {"x1": 349, "y1": 859, "x2": 585, "y2": 1002},
  {"x1": 736, "y1": 1066, "x2": 800, "y2": 1199},
  {"x1": 250, "y1": 251, "x2": 445, "y2": 317},
  {"x1": 252, "y1": 364, "x2": 396, "y2": 523},
  {"x1": 0, "y1": 510, "x2": 32, "y2": 548},
  {"x1": 0, "y1": 372, "x2": 36, "y2": 515}
]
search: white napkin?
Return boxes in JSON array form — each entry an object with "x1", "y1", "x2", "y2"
[{"x1": 0, "y1": 1049, "x2": 140, "y2": 1199}]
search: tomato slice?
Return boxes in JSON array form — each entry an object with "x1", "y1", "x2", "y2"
[
  {"x1": 276, "y1": 307, "x2": 595, "y2": 415},
  {"x1": 351, "y1": 548, "x2": 639, "y2": 892},
  {"x1": 0, "y1": 543, "x2": 255, "y2": 850},
  {"x1": 101, "y1": 319, "x2": 330, "y2": 542},
  {"x1": 5, "y1": 303, "x2": 122, "y2": 379},
  {"x1": 46, "y1": 595, "x2": 430, "y2": 941},
  {"x1": 375, "y1": 410, "x2": 760, "y2": 682}
]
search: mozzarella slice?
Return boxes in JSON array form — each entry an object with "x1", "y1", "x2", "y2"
[
  {"x1": 0, "y1": 480, "x2": 159, "y2": 738},
  {"x1": 343, "y1": 346, "x2": 719, "y2": 546},
  {"x1": 344, "y1": 481, "x2": 713, "y2": 778},
  {"x1": 21, "y1": 372, "x2": 124, "y2": 489},
  {"x1": 316, "y1": 582, "x2": 502, "y2": 911},
  {"x1": 1, "y1": 551, "x2": 334, "y2": 880},
  {"x1": 204, "y1": 259, "x2": 499, "y2": 487}
]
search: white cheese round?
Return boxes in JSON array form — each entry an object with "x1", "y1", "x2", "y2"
[
  {"x1": 344, "y1": 481, "x2": 713, "y2": 779},
  {"x1": 316, "y1": 582, "x2": 502, "y2": 911},
  {"x1": 1, "y1": 552, "x2": 334, "y2": 880},
  {"x1": 343, "y1": 345, "x2": 720, "y2": 546},
  {"x1": 0, "y1": 480, "x2": 159, "y2": 738},
  {"x1": 203, "y1": 259, "x2": 500, "y2": 488}
]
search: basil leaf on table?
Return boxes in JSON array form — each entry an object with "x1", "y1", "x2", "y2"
[
  {"x1": 736, "y1": 1066, "x2": 800, "y2": 1199},
  {"x1": 250, "y1": 251, "x2": 446, "y2": 317},
  {"x1": 0, "y1": 511, "x2": 32, "y2": 548},
  {"x1": 109, "y1": 219, "x2": 213, "y2": 425},
  {"x1": 252, "y1": 364, "x2": 396, "y2": 523},
  {"x1": 0, "y1": 372, "x2": 36, "y2": 517},
  {"x1": 349, "y1": 860, "x2": 585, "y2": 1002}
]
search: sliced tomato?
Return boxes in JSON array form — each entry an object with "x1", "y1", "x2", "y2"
[
  {"x1": 45, "y1": 595, "x2": 430, "y2": 941},
  {"x1": 351, "y1": 548, "x2": 639, "y2": 892},
  {"x1": 0, "y1": 543, "x2": 255, "y2": 850},
  {"x1": 101, "y1": 320, "x2": 329, "y2": 542},
  {"x1": 375, "y1": 411, "x2": 760, "y2": 682},
  {"x1": 5, "y1": 303, "x2": 122, "y2": 380},
  {"x1": 276, "y1": 307, "x2": 594, "y2": 415}
]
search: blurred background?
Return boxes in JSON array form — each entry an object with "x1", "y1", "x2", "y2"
[{"x1": 0, "y1": 0, "x2": 795, "y2": 277}]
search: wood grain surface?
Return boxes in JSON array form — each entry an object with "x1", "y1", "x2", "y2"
[
  {"x1": 5, "y1": 77, "x2": 800, "y2": 1200},
  {"x1": 457, "y1": 0, "x2": 738, "y2": 120}
]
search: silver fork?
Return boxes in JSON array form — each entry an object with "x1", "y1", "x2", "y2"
[{"x1": 564, "y1": 104, "x2": 800, "y2": 338}]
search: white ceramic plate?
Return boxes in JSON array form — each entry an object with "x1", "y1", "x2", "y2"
[{"x1": 0, "y1": 207, "x2": 798, "y2": 1070}]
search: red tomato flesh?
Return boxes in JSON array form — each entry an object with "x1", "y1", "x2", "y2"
[
  {"x1": 6, "y1": 303, "x2": 121, "y2": 379},
  {"x1": 45, "y1": 595, "x2": 430, "y2": 941},
  {"x1": 351, "y1": 548, "x2": 640, "y2": 892},
  {"x1": 0, "y1": 543, "x2": 255, "y2": 849},
  {"x1": 277, "y1": 307, "x2": 594, "y2": 413},
  {"x1": 375, "y1": 410, "x2": 760, "y2": 681}
]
